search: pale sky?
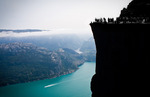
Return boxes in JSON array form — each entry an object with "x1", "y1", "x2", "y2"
[{"x1": 0, "y1": 0, "x2": 132, "y2": 36}]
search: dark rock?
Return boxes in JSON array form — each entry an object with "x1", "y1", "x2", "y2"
[
  {"x1": 90, "y1": 0, "x2": 150, "y2": 96},
  {"x1": 120, "y1": 0, "x2": 150, "y2": 17}
]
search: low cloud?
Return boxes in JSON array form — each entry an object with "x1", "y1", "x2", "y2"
[
  {"x1": 0, "y1": 29, "x2": 51, "y2": 37},
  {"x1": 0, "y1": 28, "x2": 89, "y2": 37}
]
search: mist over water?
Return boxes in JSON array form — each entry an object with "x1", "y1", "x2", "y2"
[{"x1": 0, "y1": 62, "x2": 95, "y2": 97}]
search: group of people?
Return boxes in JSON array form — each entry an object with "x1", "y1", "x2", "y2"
[
  {"x1": 92, "y1": 17, "x2": 150, "y2": 24},
  {"x1": 94, "y1": 18, "x2": 114, "y2": 24}
]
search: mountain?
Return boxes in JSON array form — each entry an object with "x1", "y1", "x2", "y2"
[
  {"x1": 0, "y1": 34, "x2": 85, "y2": 51},
  {"x1": 0, "y1": 43, "x2": 84, "y2": 87},
  {"x1": 80, "y1": 37, "x2": 96, "y2": 62}
]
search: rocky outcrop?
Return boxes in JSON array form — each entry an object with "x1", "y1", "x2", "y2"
[
  {"x1": 120, "y1": 0, "x2": 150, "y2": 17},
  {"x1": 90, "y1": 24, "x2": 149, "y2": 97},
  {"x1": 90, "y1": 0, "x2": 150, "y2": 96},
  {"x1": 92, "y1": 0, "x2": 150, "y2": 24}
]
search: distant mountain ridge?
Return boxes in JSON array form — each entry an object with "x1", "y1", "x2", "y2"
[
  {"x1": 0, "y1": 30, "x2": 96, "y2": 86},
  {"x1": 0, "y1": 34, "x2": 85, "y2": 51},
  {"x1": 80, "y1": 37, "x2": 96, "y2": 62},
  {"x1": 0, "y1": 42, "x2": 84, "y2": 87}
]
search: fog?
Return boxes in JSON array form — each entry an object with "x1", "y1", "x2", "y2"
[{"x1": 0, "y1": 0, "x2": 132, "y2": 36}]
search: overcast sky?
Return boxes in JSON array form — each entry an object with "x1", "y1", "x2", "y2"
[{"x1": 0, "y1": 0, "x2": 132, "y2": 36}]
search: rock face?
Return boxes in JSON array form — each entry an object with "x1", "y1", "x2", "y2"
[
  {"x1": 90, "y1": 0, "x2": 150, "y2": 97},
  {"x1": 0, "y1": 43, "x2": 84, "y2": 86},
  {"x1": 120, "y1": 0, "x2": 150, "y2": 17}
]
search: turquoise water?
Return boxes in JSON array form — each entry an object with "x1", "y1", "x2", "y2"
[{"x1": 0, "y1": 62, "x2": 95, "y2": 97}]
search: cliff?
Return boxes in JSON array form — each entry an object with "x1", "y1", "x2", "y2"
[{"x1": 90, "y1": 0, "x2": 150, "y2": 96}]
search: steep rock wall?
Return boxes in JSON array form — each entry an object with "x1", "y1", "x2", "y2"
[{"x1": 90, "y1": 24, "x2": 149, "y2": 96}]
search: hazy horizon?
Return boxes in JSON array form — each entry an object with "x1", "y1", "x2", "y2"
[{"x1": 0, "y1": 0, "x2": 132, "y2": 36}]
